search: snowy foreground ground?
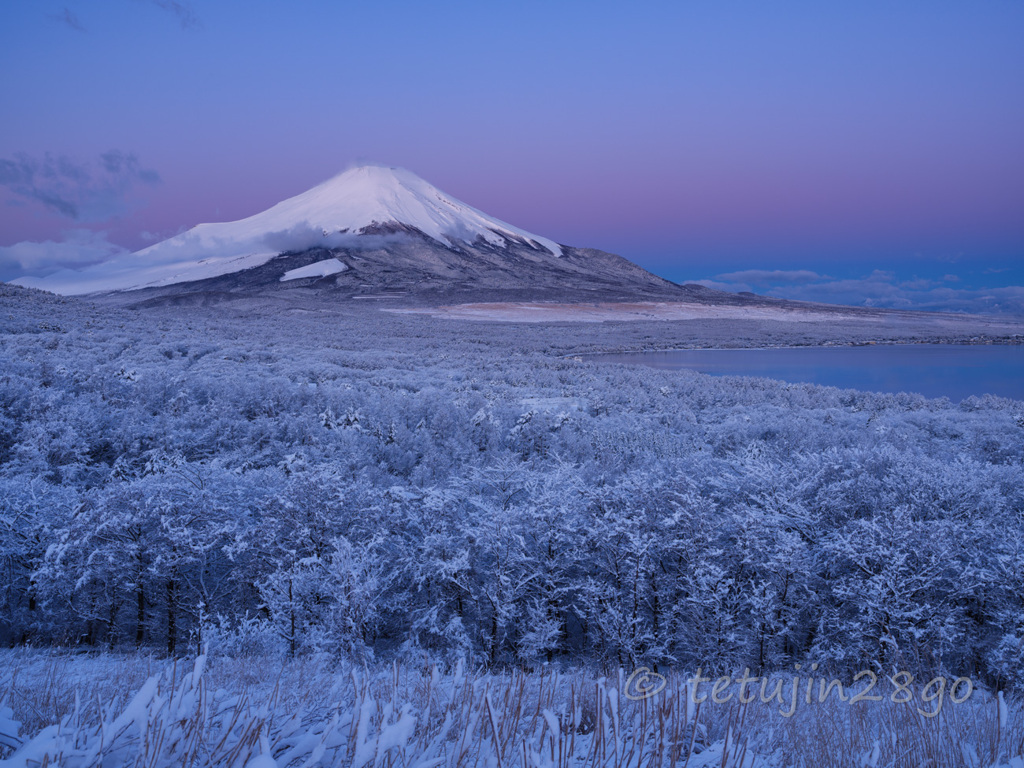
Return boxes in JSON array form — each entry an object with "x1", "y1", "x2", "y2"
[
  {"x1": 385, "y1": 300, "x2": 1019, "y2": 327},
  {"x1": 1, "y1": 648, "x2": 1023, "y2": 768},
  {"x1": 2, "y1": 285, "x2": 1024, "y2": 765}
]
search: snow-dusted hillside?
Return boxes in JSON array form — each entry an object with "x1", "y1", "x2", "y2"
[{"x1": 13, "y1": 165, "x2": 563, "y2": 295}]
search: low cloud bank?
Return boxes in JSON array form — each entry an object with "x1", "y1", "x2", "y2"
[
  {"x1": 0, "y1": 230, "x2": 128, "y2": 281},
  {"x1": 715, "y1": 269, "x2": 827, "y2": 284},
  {"x1": 699, "y1": 269, "x2": 1024, "y2": 317}
]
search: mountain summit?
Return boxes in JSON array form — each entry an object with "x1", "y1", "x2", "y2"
[
  {"x1": 254, "y1": 164, "x2": 564, "y2": 257},
  {"x1": 14, "y1": 164, "x2": 685, "y2": 302}
]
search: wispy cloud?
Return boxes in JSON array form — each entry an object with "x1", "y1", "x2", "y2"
[
  {"x1": 0, "y1": 151, "x2": 160, "y2": 221},
  {"x1": 48, "y1": 7, "x2": 86, "y2": 32},
  {"x1": 146, "y1": 0, "x2": 200, "y2": 29},
  {"x1": 44, "y1": 3, "x2": 201, "y2": 32},
  {"x1": 715, "y1": 269, "x2": 827, "y2": 284}
]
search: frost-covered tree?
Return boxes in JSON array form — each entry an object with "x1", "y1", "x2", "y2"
[{"x1": 2, "y1": 289, "x2": 1023, "y2": 685}]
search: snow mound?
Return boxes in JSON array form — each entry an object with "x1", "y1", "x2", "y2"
[{"x1": 280, "y1": 258, "x2": 348, "y2": 282}]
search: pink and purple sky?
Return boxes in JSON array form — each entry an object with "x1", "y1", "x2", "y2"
[{"x1": 2, "y1": 1, "x2": 1023, "y2": 313}]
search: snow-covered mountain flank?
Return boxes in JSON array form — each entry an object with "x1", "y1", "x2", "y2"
[{"x1": 13, "y1": 165, "x2": 687, "y2": 302}]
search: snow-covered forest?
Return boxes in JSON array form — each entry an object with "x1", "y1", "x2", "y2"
[{"x1": 3, "y1": 286, "x2": 1023, "y2": 698}]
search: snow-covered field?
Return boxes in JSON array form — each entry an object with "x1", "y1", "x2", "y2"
[
  {"x1": 2, "y1": 285, "x2": 1024, "y2": 765},
  {"x1": 387, "y1": 301, "x2": 1024, "y2": 331},
  {"x1": 387, "y1": 301, "x2": 863, "y2": 323},
  {"x1": 2, "y1": 648, "x2": 1022, "y2": 767}
]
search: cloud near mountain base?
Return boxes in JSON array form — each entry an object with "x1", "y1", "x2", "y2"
[
  {"x1": 699, "y1": 269, "x2": 1024, "y2": 317},
  {"x1": 0, "y1": 230, "x2": 128, "y2": 281}
]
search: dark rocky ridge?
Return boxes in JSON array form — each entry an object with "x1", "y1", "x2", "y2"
[
  {"x1": 99, "y1": 228, "x2": 691, "y2": 308},
  {"x1": 84, "y1": 227, "x2": 926, "y2": 319}
]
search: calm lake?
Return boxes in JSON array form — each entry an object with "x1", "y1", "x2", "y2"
[{"x1": 588, "y1": 344, "x2": 1024, "y2": 402}]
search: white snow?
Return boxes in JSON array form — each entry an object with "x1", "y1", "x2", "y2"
[
  {"x1": 12, "y1": 164, "x2": 562, "y2": 295},
  {"x1": 14, "y1": 250, "x2": 280, "y2": 297},
  {"x1": 280, "y1": 258, "x2": 348, "y2": 282},
  {"x1": 387, "y1": 301, "x2": 872, "y2": 323}
]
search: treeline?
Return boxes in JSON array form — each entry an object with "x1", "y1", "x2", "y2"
[{"x1": 2, "y1": 299, "x2": 1023, "y2": 688}]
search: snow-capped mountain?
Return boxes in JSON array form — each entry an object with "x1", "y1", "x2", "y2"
[
  {"x1": 13, "y1": 166, "x2": 562, "y2": 295},
  {"x1": 14, "y1": 164, "x2": 685, "y2": 302}
]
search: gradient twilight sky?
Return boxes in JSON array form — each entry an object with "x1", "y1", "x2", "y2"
[{"x1": 2, "y1": 1, "x2": 1023, "y2": 312}]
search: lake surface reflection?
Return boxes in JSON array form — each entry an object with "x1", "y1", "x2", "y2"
[{"x1": 588, "y1": 344, "x2": 1024, "y2": 402}]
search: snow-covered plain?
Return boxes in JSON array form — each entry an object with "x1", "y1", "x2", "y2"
[
  {"x1": 2, "y1": 285, "x2": 1024, "y2": 766},
  {"x1": 388, "y1": 301, "x2": 873, "y2": 323}
]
